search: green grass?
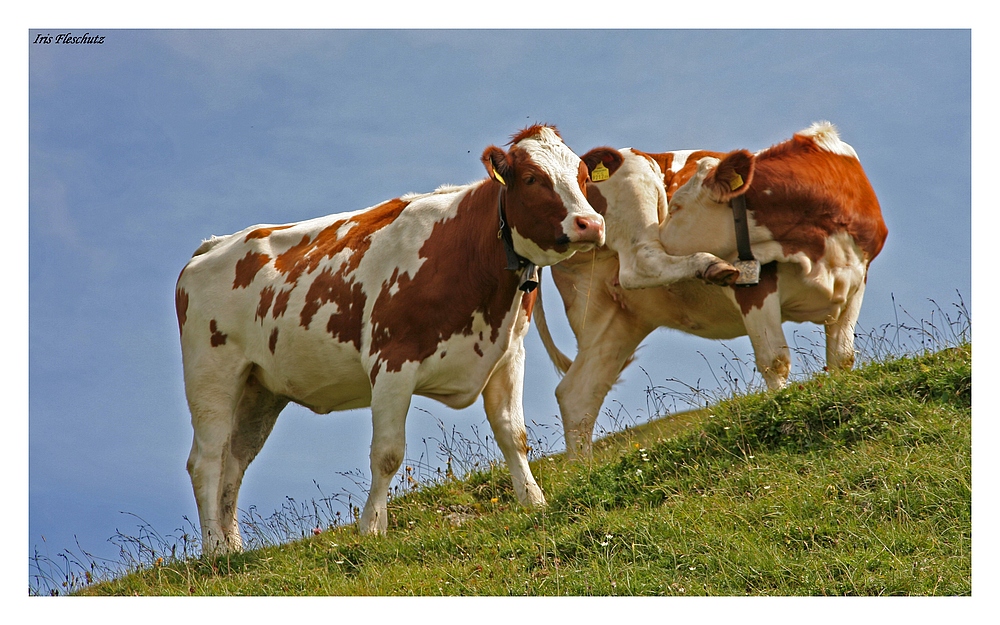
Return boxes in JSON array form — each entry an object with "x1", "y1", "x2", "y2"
[{"x1": 77, "y1": 343, "x2": 971, "y2": 596}]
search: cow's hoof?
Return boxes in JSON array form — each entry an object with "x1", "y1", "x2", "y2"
[{"x1": 702, "y1": 261, "x2": 740, "y2": 286}]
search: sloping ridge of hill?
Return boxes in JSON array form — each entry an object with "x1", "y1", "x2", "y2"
[{"x1": 85, "y1": 344, "x2": 970, "y2": 596}]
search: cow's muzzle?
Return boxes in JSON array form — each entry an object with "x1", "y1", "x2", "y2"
[{"x1": 566, "y1": 215, "x2": 605, "y2": 246}]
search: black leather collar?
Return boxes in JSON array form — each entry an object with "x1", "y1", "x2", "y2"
[
  {"x1": 731, "y1": 193, "x2": 761, "y2": 286},
  {"x1": 497, "y1": 188, "x2": 540, "y2": 293}
]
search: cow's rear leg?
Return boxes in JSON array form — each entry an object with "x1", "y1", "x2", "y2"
[
  {"x1": 359, "y1": 370, "x2": 414, "y2": 535},
  {"x1": 558, "y1": 313, "x2": 649, "y2": 460},
  {"x1": 482, "y1": 340, "x2": 545, "y2": 507},
  {"x1": 825, "y1": 279, "x2": 866, "y2": 372},
  {"x1": 186, "y1": 358, "x2": 287, "y2": 555},
  {"x1": 217, "y1": 372, "x2": 288, "y2": 550},
  {"x1": 185, "y1": 357, "x2": 251, "y2": 555}
]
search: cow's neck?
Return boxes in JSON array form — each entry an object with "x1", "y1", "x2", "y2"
[
  {"x1": 413, "y1": 179, "x2": 525, "y2": 332},
  {"x1": 496, "y1": 186, "x2": 540, "y2": 292},
  {"x1": 474, "y1": 179, "x2": 526, "y2": 298}
]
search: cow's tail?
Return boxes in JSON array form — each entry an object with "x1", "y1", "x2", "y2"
[
  {"x1": 192, "y1": 235, "x2": 227, "y2": 257},
  {"x1": 533, "y1": 275, "x2": 574, "y2": 376}
]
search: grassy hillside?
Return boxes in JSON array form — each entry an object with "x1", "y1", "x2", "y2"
[{"x1": 78, "y1": 344, "x2": 971, "y2": 596}]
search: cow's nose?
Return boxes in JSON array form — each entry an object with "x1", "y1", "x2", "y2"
[{"x1": 574, "y1": 215, "x2": 605, "y2": 244}]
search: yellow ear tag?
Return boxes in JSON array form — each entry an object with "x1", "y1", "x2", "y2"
[
  {"x1": 493, "y1": 169, "x2": 506, "y2": 186},
  {"x1": 592, "y1": 162, "x2": 610, "y2": 182},
  {"x1": 729, "y1": 173, "x2": 744, "y2": 191}
]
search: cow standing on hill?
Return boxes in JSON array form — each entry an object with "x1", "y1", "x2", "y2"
[
  {"x1": 175, "y1": 126, "x2": 606, "y2": 554},
  {"x1": 536, "y1": 122, "x2": 888, "y2": 458}
]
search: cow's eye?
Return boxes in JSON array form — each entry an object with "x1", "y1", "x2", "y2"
[{"x1": 523, "y1": 175, "x2": 535, "y2": 185}]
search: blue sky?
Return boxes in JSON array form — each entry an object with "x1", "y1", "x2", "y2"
[{"x1": 21, "y1": 24, "x2": 979, "y2": 599}]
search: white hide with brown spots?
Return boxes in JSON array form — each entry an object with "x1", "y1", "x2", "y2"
[{"x1": 175, "y1": 126, "x2": 604, "y2": 553}]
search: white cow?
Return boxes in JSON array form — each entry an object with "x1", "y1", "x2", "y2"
[
  {"x1": 175, "y1": 125, "x2": 605, "y2": 553},
  {"x1": 536, "y1": 122, "x2": 888, "y2": 458}
]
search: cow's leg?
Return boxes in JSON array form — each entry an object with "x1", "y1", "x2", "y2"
[
  {"x1": 482, "y1": 339, "x2": 546, "y2": 507},
  {"x1": 359, "y1": 370, "x2": 414, "y2": 535},
  {"x1": 745, "y1": 316, "x2": 791, "y2": 390},
  {"x1": 825, "y1": 279, "x2": 866, "y2": 372},
  {"x1": 618, "y1": 245, "x2": 739, "y2": 289},
  {"x1": 557, "y1": 311, "x2": 650, "y2": 460},
  {"x1": 184, "y1": 356, "x2": 252, "y2": 555},
  {"x1": 738, "y1": 290, "x2": 791, "y2": 391},
  {"x1": 217, "y1": 373, "x2": 288, "y2": 551}
]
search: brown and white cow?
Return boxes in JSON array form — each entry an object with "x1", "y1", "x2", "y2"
[
  {"x1": 175, "y1": 125, "x2": 605, "y2": 553},
  {"x1": 536, "y1": 122, "x2": 888, "y2": 458}
]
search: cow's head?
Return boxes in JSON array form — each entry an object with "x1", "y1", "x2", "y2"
[
  {"x1": 579, "y1": 146, "x2": 671, "y2": 254},
  {"x1": 579, "y1": 146, "x2": 627, "y2": 215},
  {"x1": 482, "y1": 125, "x2": 605, "y2": 266},
  {"x1": 669, "y1": 149, "x2": 756, "y2": 214}
]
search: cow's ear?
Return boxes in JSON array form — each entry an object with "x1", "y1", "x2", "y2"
[
  {"x1": 704, "y1": 149, "x2": 755, "y2": 202},
  {"x1": 482, "y1": 146, "x2": 512, "y2": 186},
  {"x1": 581, "y1": 147, "x2": 624, "y2": 181}
]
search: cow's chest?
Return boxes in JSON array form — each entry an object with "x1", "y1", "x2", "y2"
[{"x1": 406, "y1": 305, "x2": 525, "y2": 409}]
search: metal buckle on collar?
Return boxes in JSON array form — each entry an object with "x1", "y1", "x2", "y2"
[{"x1": 732, "y1": 259, "x2": 761, "y2": 286}]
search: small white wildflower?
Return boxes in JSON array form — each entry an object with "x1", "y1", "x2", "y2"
[{"x1": 636, "y1": 469, "x2": 643, "y2": 476}]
